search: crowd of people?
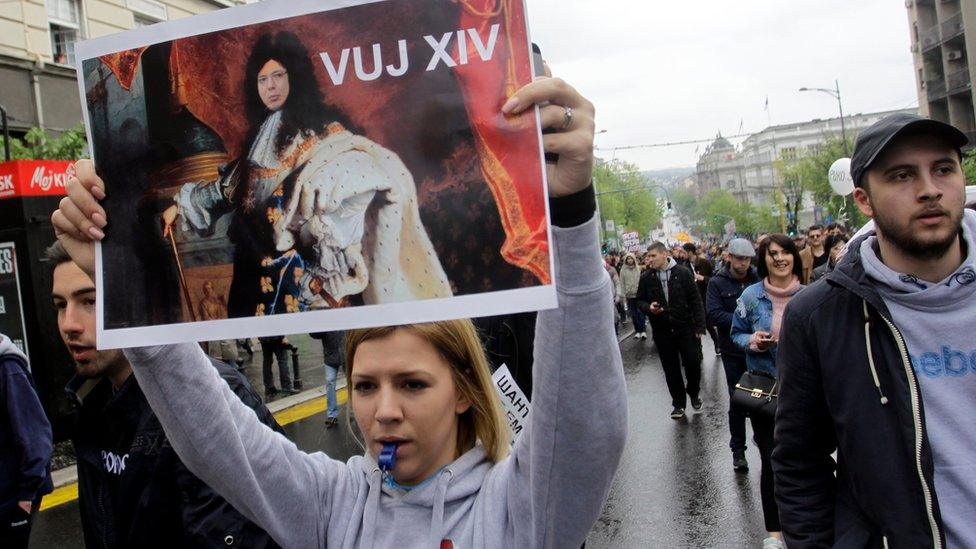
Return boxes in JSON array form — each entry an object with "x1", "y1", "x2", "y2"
[
  {"x1": 2, "y1": 74, "x2": 974, "y2": 549},
  {"x1": 594, "y1": 112, "x2": 976, "y2": 548}
]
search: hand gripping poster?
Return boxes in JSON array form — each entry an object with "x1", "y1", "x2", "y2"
[{"x1": 75, "y1": 0, "x2": 554, "y2": 348}]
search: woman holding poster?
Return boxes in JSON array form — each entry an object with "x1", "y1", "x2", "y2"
[
  {"x1": 161, "y1": 31, "x2": 450, "y2": 318},
  {"x1": 53, "y1": 72, "x2": 624, "y2": 547}
]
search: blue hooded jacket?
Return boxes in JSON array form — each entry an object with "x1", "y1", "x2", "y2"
[{"x1": 0, "y1": 334, "x2": 54, "y2": 513}]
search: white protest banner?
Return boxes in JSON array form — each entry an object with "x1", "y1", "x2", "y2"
[
  {"x1": 621, "y1": 231, "x2": 640, "y2": 252},
  {"x1": 491, "y1": 364, "x2": 530, "y2": 445},
  {"x1": 75, "y1": 0, "x2": 556, "y2": 348},
  {"x1": 724, "y1": 219, "x2": 736, "y2": 238}
]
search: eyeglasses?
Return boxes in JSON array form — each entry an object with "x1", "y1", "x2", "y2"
[{"x1": 257, "y1": 70, "x2": 288, "y2": 88}]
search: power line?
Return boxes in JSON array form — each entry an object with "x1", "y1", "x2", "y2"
[{"x1": 595, "y1": 132, "x2": 755, "y2": 151}]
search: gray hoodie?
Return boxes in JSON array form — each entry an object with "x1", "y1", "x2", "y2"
[
  {"x1": 657, "y1": 257, "x2": 678, "y2": 303},
  {"x1": 123, "y1": 215, "x2": 628, "y2": 548},
  {"x1": 861, "y1": 209, "x2": 976, "y2": 548},
  {"x1": 619, "y1": 253, "x2": 641, "y2": 298}
]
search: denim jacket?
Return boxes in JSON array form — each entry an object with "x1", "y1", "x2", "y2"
[{"x1": 730, "y1": 281, "x2": 778, "y2": 375}]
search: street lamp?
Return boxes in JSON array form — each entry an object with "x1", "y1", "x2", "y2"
[
  {"x1": 799, "y1": 80, "x2": 849, "y2": 155},
  {"x1": 800, "y1": 80, "x2": 855, "y2": 223}
]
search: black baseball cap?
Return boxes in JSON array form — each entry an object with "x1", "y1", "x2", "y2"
[{"x1": 850, "y1": 113, "x2": 968, "y2": 187}]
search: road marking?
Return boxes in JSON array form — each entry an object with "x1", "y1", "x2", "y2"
[
  {"x1": 40, "y1": 391, "x2": 349, "y2": 512},
  {"x1": 39, "y1": 483, "x2": 78, "y2": 511},
  {"x1": 274, "y1": 391, "x2": 348, "y2": 426}
]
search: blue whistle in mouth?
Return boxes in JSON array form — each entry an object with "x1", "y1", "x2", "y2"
[{"x1": 379, "y1": 442, "x2": 398, "y2": 472}]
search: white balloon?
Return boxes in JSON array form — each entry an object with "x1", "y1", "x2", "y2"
[{"x1": 828, "y1": 158, "x2": 855, "y2": 196}]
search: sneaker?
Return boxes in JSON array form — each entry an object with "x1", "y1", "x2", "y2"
[
  {"x1": 762, "y1": 536, "x2": 785, "y2": 548},
  {"x1": 732, "y1": 449, "x2": 749, "y2": 472},
  {"x1": 690, "y1": 396, "x2": 703, "y2": 410},
  {"x1": 280, "y1": 387, "x2": 301, "y2": 396},
  {"x1": 670, "y1": 407, "x2": 685, "y2": 419},
  {"x1": 264, "y1": 388, "x2": 278, "y2": 400},
  {"x1": 325, "y1": 417, "x2": 339, "y2": 429}
]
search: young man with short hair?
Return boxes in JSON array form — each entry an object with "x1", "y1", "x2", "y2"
[
  {"x1": 683, "y1": 243, "x2": 719, "y2": 352},
  {"x1": 636, "y1": 242, "x2": 706, "y2": 419},
  {"x1": 47, "y1": 242, "x2": 283, "y2": 547},
  {"x1": 774, "y1": 113, "x2": 976, "y2": 547},
  {"x1": 798, "y1": 224, "x2": 827, "y2": 283}
]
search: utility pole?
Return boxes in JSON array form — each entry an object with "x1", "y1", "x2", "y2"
[{"x1": 800, "y1": 80, "x2": 855, "y2": 224}]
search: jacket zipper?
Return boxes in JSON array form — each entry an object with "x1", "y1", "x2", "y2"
[{"x1": 875, "y1": 313, "x2": 942, "y2": 549}]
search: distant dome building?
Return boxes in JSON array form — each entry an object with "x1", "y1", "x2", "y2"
[{"x1": 695, "y1": 133, "x2": 744, "y2": 199}]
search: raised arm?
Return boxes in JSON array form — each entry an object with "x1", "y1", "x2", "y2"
[
  {"x1": 497, "y1": 210, "x2": 628, "y2": 547},
  {"x1": 482, "y1": 73, "x2": 626, "y2": 547},
  {"x1": 123, "y1": 343, "x2": 338, "y2": 547}
]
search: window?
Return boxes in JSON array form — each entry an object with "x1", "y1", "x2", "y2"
[
  {"x1": 780, "y1": 146, "x2": 798, "y2": 161},
  {"x1": 134, "y1": 15, "x2": 157, "y2": 27},
  {"x1": 47, "y1": 0, "x2": 82, "y2": 65}
]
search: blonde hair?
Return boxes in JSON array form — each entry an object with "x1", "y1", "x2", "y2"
[{"x1": 344, "y1": 319, "x2": 510, "y2": 463}]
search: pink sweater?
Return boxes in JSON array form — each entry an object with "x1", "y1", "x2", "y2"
[{"x1": 765, "y1": 277, "x2": 801, "y2": 339}]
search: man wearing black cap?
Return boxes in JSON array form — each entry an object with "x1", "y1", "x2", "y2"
[{"x1": 774, "y1": 113, "x2": 976, "y2": 548}]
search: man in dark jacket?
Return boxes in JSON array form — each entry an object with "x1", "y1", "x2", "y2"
[
  {"x1": 636, "y1": 241, "x2": 706, "y2": 419},
  {"x1": 684, "y1": 243, "x2": 720, "y2": 351},
  {"x1": 48, "y1": 242, "x2": 282, "y2": 548},
  {"x1": 473, "y1": 313, "x2": 537, "y2": 397},
  {"x1": 775, "y1": 113, "x2": 976, "y2": 547},
  {"x1": 705, "y1": 238, "x2": 758, "y2": 472},
  {"x1": 310, "y1": 331, "x2": 345, "y2": 428},
  {"x1": 0, "y1": 334, "x2": 53, "y2": 548}
]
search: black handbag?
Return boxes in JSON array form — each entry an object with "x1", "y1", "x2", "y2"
[{"x1": 731, "y1": 370, "x2": 778, "y2": 417}]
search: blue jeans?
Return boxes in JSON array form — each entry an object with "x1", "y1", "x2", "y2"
[
  {"x1": 626, "y1": 298, "x2": 646, "y2": 333},
  {"x1": 721, "y1": 353, "x2": 748, "y2": 451},
  {"x1": 324, "y1": 363, "x2": 339, "y2": 419}
]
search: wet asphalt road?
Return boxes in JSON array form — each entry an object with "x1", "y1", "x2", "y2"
[
  {"x1": 586, "y1": 334, "x2": 767, "y2": 548},
  {"x1": 32, "y1": 331, "x2": 767, "y2": 548}
]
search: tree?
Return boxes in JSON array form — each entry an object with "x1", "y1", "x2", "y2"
[
  {"x1": 776, "y1": 137, "x2": 867, "y2": 228},
  {"x1": 1, "y1": 124, "x2": 88, "y2": 161},
  {"x1": 670, "y1": 187, "x2": 698, "y2": 223},
  {"x1": 963, "y1": 149, "x2": 976, "y2": 185},
  {"x1": 593, "y1": 160, "x2": 664, "y2": 242},
  {"x1": 777, "y1": 160, "x2": 807, "y2": 235}
]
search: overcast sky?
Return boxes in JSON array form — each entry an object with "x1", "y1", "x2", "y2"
[{"x1": 526, "y1": 0, "x2": 918, "y2": 171}]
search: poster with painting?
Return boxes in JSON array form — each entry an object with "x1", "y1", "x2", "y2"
[{"x1": 75, "y1": 0, "x2": 554, "y2": 348}]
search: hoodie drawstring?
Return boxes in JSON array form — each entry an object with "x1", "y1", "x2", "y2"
[
  {"x1": 862, "y1": 300, "x2": 890, "y2": 406},
  {"x1": 362, "y1": 467, "x2": 383, "y2": 549},
  {"x1": 427, "y1": 469, "x2": 454, "y2": 547}
]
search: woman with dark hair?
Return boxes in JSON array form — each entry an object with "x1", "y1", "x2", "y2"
[
  {"x1": 810, "y1": 233, "x2": 850, "y2": 283},
  {"x1": 730, "y1": 233, "x2": 804, "y2": 549},
  {"x1": 161, "y1": 31, "x2": 450, "y2": 320}
]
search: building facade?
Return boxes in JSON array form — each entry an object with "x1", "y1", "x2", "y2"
[
  {"x1": 695, "y1": 133, "x2": 742, "y2": 200},
  {"x1": 1, "y1": 0, "x2": 248, "y2": 139},
  {"x1": 907, "y1": 0, "x2": 976, "y2": 141},
  {"x1": 694, "y1": 108, "x2": 917, "y2": 227}
]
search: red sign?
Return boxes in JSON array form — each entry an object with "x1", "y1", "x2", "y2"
[{"x1": 0, "y1": 160, "x2": 75, "y2": 200}]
